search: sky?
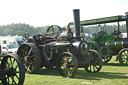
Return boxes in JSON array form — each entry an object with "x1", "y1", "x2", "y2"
[{"x1": 0, "y1": 0, "x2": 128, "y2": 27}]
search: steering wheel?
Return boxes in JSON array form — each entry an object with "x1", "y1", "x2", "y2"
[
  {"x1": 22, "y1": 33, "x2": 29, "y2": 41},
  {"x1": 97, "y1": 31, "x2": 107, "y2": 37},
  {"x1": 46, "y1": 25, "x2": 62, "y2": 39}
]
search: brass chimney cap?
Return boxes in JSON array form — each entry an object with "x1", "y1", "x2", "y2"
[{"x1": 125, "y1": 12, "x2": 128, "y2": 15}]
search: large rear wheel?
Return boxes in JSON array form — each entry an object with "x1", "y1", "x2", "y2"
[
  {"x1": 1, "y1": 53, "x2": 25, "y2": 85},
  {"x1": 17, "y1": 43, "x2": 41, "y2": 73}
]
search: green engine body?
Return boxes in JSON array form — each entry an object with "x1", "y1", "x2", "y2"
[{"x1": 87, "y1": 34, "x2": 128, "y2": 58}]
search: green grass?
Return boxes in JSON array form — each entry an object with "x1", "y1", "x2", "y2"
[{"x1": 1, "y1": 56, "x2": 128, "y2": 85}]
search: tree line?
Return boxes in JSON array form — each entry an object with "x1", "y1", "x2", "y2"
[
  {"x1": 0, "y1": 23, "x2": 127, "y2": 36},
  {"x1": 0, "y1": 23, "x2": 50, "y2": 36}
]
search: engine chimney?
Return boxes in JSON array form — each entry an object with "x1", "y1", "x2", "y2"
[{"x1": 73, "y1": 9, "x2": 81, "y2": 37}]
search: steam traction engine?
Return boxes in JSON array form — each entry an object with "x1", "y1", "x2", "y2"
[
  {"x1": 69, "y1": 12, "x2": 128, "y2": 64},
  {"x1": 0, "y1": 53, "x2": 25, "y2": 85},
  {"x1": 17, "y1": 9, "x2": 102, "y2": 78}
]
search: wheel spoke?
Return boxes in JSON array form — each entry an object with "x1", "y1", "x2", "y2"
[
  {"x1": 12, "y1": 59, "x2": 16, "y2": 66},
  {"x1": 7, "y1": 76, "x2": 9, "y2": 85},
  {"x1": 89, "y1": 64, "x2": 91, "y2": 71},
  {"x1": 6, "y1": 59, "x2": 9, "y2": 68},
  {"x1": 93, "y1": 64, "x2": 99, "y2": 69},
  {"x1": 15, "y1": 74, "x2": 20, "y2": 80},
  {"x1": 15, "y1": 64, "x2": 19, "y2": 70},
  {"x1": 93, "y1": 65, "x2": 95, "y2": 72},
  {"x1": 27, "y1": 64, "x2": 31, "y2": 72},
  {"x1": 12, "y1": 76, "x2": 14, "y2": 85},
  {"x1": 27, "y1": 47, "x2": 32, "y2": 56},
  {"x1": 10, "y1": 76, "x2": 17, "y2": 85},
  {"x1": 10, "y1": 57, "x2": 13, "y2": 67},
  {"x1": 123, "y1": 51, "x2": 127, "y2": 56}
]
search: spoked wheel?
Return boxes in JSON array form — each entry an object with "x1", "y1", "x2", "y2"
[
  {"x1": 1, "y1": 53, "x2": 25, "y2": 85},
  {"x1": 57, "y1": 52, "x2": 78, "y2": 78},
  {"x1": 118, "y1": 48, "x2": 128, "y2": 65},
  {"x1": 46, "y1": 25, "x2": 62, "y2": 39},
  {"x1": 102, "y1": 56, "x2": 112, "y2": 63},
  {"x1": 17, "y1": 43, "x2": 41, "y2": 73},
  {"x1": 84, "y1": 50, "x2": 102, "y2": 73}
]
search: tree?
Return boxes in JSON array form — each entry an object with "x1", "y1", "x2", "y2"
[
  {"x1": 16, "y1": 31, "x2": 24, "y2": 36},
  {"x1": 3, "y1": 29, "x2": 14, "y2": 35}
]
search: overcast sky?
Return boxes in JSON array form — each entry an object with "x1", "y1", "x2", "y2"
[{"x1": 0, "y1": 0, "x2": 128, "y2": 27}]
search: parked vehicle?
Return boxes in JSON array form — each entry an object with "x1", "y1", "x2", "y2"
[
  {"x1": 0, "y1": 44, "x2": 18, "y2": 55},
  {"x1": 0, "y1": 35, "x2": 23, "y2": 46},
  {"x1": 69, "y1": 12, "x2": 128, "y2": 64},
  {"x1": 17, "y1": 9, "x2": 102, "y2": 78}
]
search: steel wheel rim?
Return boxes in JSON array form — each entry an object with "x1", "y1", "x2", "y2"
[
  {"x1": 1, "y1": 54, "x2": 25, "y2": 85},
  {"x1": 120, "y1": 50, "x2": 128, "y2": 64}
]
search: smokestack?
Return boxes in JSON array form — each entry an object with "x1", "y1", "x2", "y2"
[
  {"x1": 73, "y1": 9, "x2": 81, "y2": 37},
  {"x1": 125, "y1": 12, "x2": 128, "y2": 38}
]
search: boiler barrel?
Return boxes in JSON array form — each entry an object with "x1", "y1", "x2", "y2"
[{"x1": 109, "y1": 40, "x2": 128, "y2": 49}]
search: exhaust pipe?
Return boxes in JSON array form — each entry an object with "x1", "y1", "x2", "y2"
[{"x1": 73, "y1": 9, "x2": 81, "y2": 37}]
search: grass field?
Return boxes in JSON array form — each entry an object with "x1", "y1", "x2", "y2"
[{"x1": 0, "y1": 56, "x2": 128, "y2": 85}]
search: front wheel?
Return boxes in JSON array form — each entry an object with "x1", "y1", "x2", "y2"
[
  {"x1": 84, "y1": 50, "x2": 102, "y2": 73},
  {"x1": 118, "y1": 48, "x2": 128, "y2": 65},
  {"x1": 57, "y1": 52, "x2": 78, "y2": 78}
]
